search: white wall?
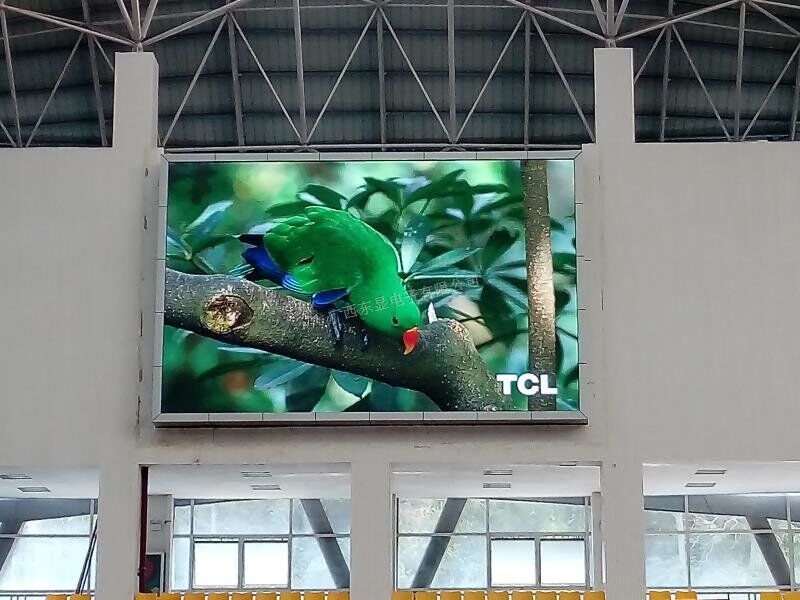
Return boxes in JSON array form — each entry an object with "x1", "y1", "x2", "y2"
[{"x1": 1, "y1": 48, "x2": 800, "y2": 598}]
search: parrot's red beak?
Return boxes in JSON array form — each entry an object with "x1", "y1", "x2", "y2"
[{"x1": 403, "y1": 327, "x2": 420, "y2": 355}]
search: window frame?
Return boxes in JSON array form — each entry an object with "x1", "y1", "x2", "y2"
[
  {"x1": 172, "y1": 498, "x2": 351, "y2": 592},
  {"x1": 394, "y1": 497, "x2": 592, "y2": 590}
]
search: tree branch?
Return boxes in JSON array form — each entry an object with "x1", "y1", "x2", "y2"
[{"x1": 164, "y1": 268, "x2": 508, "y2": 411}]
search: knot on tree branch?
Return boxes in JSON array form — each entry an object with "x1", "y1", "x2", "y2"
[{"x1": 164, "y1": 268, "x2": 511, "y2": 411}]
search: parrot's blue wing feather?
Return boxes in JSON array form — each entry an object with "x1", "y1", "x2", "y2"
[
  {"x1": 312, "y1": 289, "x2": 349, "y2": 308},
  {"x1": 242, "y1": 246, "x2": 302, "y2": 292}
]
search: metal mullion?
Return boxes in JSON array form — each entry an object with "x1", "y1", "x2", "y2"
[
  {"x1": 685, "y1": 495, "x2": 692, "y2": 590},
  {"x1": 189, "y1": 499, "x2": 195, "y2": 590},
  {"x1": 288, "y1": 499, "x2": 294, "y2": 589},
  {"x1": 485, "y1": 499, "x2": 490, "y2": 588},
  {"x1": 238, "y1": 538, "x2": 245, "y2": 589},
  {"x1": 535, "y1": 536, "x2": 542, "y2": 588}
]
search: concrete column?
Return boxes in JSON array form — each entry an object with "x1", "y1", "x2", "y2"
[
  {"x1": 96, "y1": 461, "x2": 142, "y2": 600},
  {"x1": 601, "y1": 460, "x2": 645, "y2": 598},
  {"x1": 350, "y1": 460, "x2": 393, "y2": 600},
  {"x1": 593, "y1": 48, "x2": 635, "y2": 144}
]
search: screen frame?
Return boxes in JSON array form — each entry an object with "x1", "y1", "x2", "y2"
[{"x1": 153, "y1": 151, "x2": 587, "y2": 426}]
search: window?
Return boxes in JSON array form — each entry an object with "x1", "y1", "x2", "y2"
[
  {"x1": 172, "y1": 498, "x2": 350, "y2": 591},
  {"x1": 645, "y1": 494, "x2": 799, "y2": 593},
  {"x1": 0, "y1": 498, "x2": 97, "y2": 596},
  {"x1": 396, "y1": 497, "x2": 591, "y2": 590}
]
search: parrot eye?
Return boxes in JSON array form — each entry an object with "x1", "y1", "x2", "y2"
[{"x1": 391, "y1": 316, "x2": 399, "y2": 326}]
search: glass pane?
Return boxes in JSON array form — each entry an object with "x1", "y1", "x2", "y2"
[
  {"x1": 396, "y1": 535, "x2": 486, "y2": 589},
  {"x1": 489, "y1": 499, "x2": 586, "y2": 533},
  {"x1": 398, "y1": 499, "x2": 485, "y2": 534},
  {"x1": 193, "y1": 499, "x2": 290, "y2": 535},
  {"x1": 644, "y1": 496, "x2": 685, "y2": 532},
  {"x1": 540, "y1": 539, "x2": 585, "y2": 586},
  {"x1": 291, "y1": 537, "x2": 350, "y2": 589},
  {"x1": 0, "y1": 537, "x2": 91, "y2": 591},
  {"x1": 687, "y1": 495, "x2": 788, "y2": 531},
  {"x1": 689, "y1": 533, "x2": 777, "y2": 587},
  {"x1": 292, "y1": 499, "x2": 351, "y2": 534},
  {"x1": 173, "y1": 502, "x2": 191, "y2": 535},
  {"x1": 193, "y1": 541, "x2": 238, "y2": 588},
  {"x1": 171, "y1": 537, "x2": 190, "y2": 590},
  {"x1": 645, "y1": 534, "x2": 688, "y2": 588},
  {"x1": 244, "y1": 541, "x2": 289, "y2": 588},
  {"x1": 490, "y1": 539, "x2": 536, "y2": 586}
]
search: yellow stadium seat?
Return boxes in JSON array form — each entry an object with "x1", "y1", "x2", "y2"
[
  {"x1": 675, "y1": 593, "x2": 698, "y2": 600},
  {"x1": 511, "y1": 592, "x2": 532, "y2": 600},
  {"x1": 536, "y1": 593, "x2": 557, "y2": 600},
  {"x1": 584, "y1": 593, "x2": 606, "y2": 600},
  {"x1": 416, "y1": 592, "x2": 438, "y2": 600},
  {"x1": 158, "y1": 594, "x2": 181, "y2": 600},
  {"x1": 184, "y1": 594, "x2": 206, "y2": 600},
  {"x1": 463, "y1": 592, "x2": 485, "y2": 600},
  {"x1": 392, "y1": 593, "x2": 414, "y2": 600},
  {"x1": 328, "y1": 592, "x2": 349, "y2": 600},
  {"x1": 649, "y1": 593, "x2": 671, "y2": 600},
  {"x1": 488, "y1": 592, "x2": 508, "y2": 600},
  {"x1": 281, "y1": 592, "x2": 302, "y2": 600},
  {"x1": 255, "y1": 594, "x2": 279, "y2": 600},
  {"x1": 760, "y1": 594, "x2": 784, "y2": 600},
  {"x1": 46, "y1": 596, "x2": 69, "y2": 600},
  {"x1": 232, "y1": 594, "x2": 254, "y2": 600},
  {"x1": 305, "y1": 593, "x2": 324, "y2": 600},
  {"x1": 136, "y1": 595, "x2": 158, "y2": 600},
  {"x1": 209, "y1": 594, "x2": 230, "y2": 600},
  {"x1": 441, "y1": 591, "x2": 461, "y2": 600},
  {"x1": 70, "y1": 595, "x2": 92, "y2": 600},
  {"x1": 559, "y1": 593, "x2": 581, "y2": 600},
  {"x1": 784, "y1": 593, "x2": 800, "y2": 600}
]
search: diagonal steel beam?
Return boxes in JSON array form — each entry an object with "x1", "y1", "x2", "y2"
[
  {"x1": 633, "y1": 26, "x2": 665, "y2": 84},
  {"x1": 673, "y1": 27, "x2": 731, "y2": 141},
  {"x1": 456, "y1": 12, "x2": 524, "y2": 141},
  {"x1": 613, "y1": 0, "x2": 631, "y2": 36},
  {"x1": 144, "y1": 0, "x2": 253, "y2": 46},
  {"x1": 141, "y1": 0, "x2": 159, "y2": 39},
  {"x1": 746, "y1": 0, "x2": 800, "y2": 36},
  {"x1": 131, "y1": 0, "x2": 142, "y2": 41},
  {"x1": 225, "y1": 12, "x2": 244, "y2": 146},
  {"x1": 307, "y1": 8, "x2": 377, "y2": 142},
  {"x1": 0, "y1": 117, "x2": 14, "y2": 146},
  {"x1": 115, "y1": 0, "x2": 137, "y2": 39},
  {"x1": 531, "y1": 13, "x2": 595, "y2": 142},
  {"x1": 523, "y1": 11, "x2": 531, "y2": 145},
  {"x1": 377, "y1": 9, "x2": 386, "y2": 146},
  {"x1": 742, "y1": 40, "x2": 800, "y2": 139},
  {"x1": 1, "y1": 7, "x2": 21, "y2": 145},
  {"x1": 735, "y1": 1, "x2": 746, "y2": 139},
  {"x1": 589, "y1": 0, "x2": 608, "y2": 35},
  {"x1": 94, "y1": 38, "x2": 115, "y2": 72},
  {"x1": 447, "y1": 0, "x2": 456, "y2": 142},
  {"x1": 232, "y1": 15, "x2": 302, "y2": 142},
  {"x1": 659, "y1": 0, "x2": 674, "y2": 142},
  {"x1": 381, "y1": 7, "x2": 450, "y2": 138},
  {"x1": 1, "y1": 4, "x2": 135, "y2": 46},
  {"x1": 292, "y1": 0, "x2": 308, "y2": 143},
  {"x1": 615, "y1": 0, "x2": 740, "y2": 42},
  {"x1": 606, "y1": 0, "x2": 614, "y2": 41},
  {"x1": 27, "y1": 34, "x2": 84, "y2": 146},
  {"x1": 81, "y1": 0, "x2": 109, "y2": 146},
  {"x1": 163, "y1": 17, "x2": 226, "y2": 145},
  {"x1": 504, "y1": 0, "x2": 606, "y2": 41}
]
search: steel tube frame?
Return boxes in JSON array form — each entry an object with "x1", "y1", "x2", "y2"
[
  {"x1": 0, "y1": 6, "x2": 21, "y2": 145},
  {"x1": 226, "y1": 10, "x2": 244, "y2": 147},
  {"x1": 143, "y1": 0, "x2": 253, "y2": 46},
  {"x1": 735, "y1": 0, "x2": 746, "y2": 140},
  {"x1": 742, "y1": 40, "x2": 800, "y2": 140},
  {"x1": 293, "y1": 0, "x2": 308, "y2": 143},
  {"x1": 81, "y1": 0, "x2": 109, "y2": 146},
  {"x1": 1, "y1": 4, "x2": 135, "y2": 46}
]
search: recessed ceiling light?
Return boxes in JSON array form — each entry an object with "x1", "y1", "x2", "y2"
[
  {"x1": 694, "y1": 469, "x2": 726, "y2": 476},
  {"x1": 483, "y1": 482, "x2": 512, "y2": 489},
  {"x1": 241, "y1": 471, "x2": 272, "y2": 478},
  {"x1": 18, "y1": 486, "x2": 50, "y2": 493},
  {"x1": 686, "y1": 482, "x2": 716, "y2": 488},
  {"x1": 251, "y1": 484, "x2": 281, "y2": 491},
  {"x1": 0, "y1": 474, "x2": 32, "y2": 480},
  {"x1": 483, "y1": 469, "x2": 513, "y2": 477}
]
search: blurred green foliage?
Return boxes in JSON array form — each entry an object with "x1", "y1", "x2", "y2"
[{"x1": 162, "y1": 160, "x2": 579, "y2": 413}]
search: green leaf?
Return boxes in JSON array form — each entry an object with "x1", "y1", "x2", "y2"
[
  {"x1": 331, "y1": 370, "x2": 370, "y2": 397},
  {"x1": 481, "y1": 229, "x2": 519, "y2": 269},
  {"x1": 254, "y1": 359, "x2": 313, "y2": 390},
  {"x1": 264, "y1": 200, "x2": 315, "y2": 220},
  {"x1": 486, "y1": 275, "x2": 529, "y2": 311},
  {"x1": 184, "y1": 200, "x2": 233, "y2": 246},
  {"x1": 399, "y1": 216, "x2": 430, "y2": 272},
  {"x1": 192, "y1": 234, "x2": 234, "y2": 254},
  {"x1": 312, "y1": 375, "x2": 362, "y2": 413},
  {"x1": 166, "y1": 226, "x2": 191, "y2": 259},
  {"x1": 473, "y1": 193, "x2": 522, "y2": 216},
  {"x1": 364, "y1": 177, "x2": 404, "y2": 205},
  {"x1": 195, "y1": 358, "x2": 271, "y2": 383},
  {"x1": 470, "y1": 183, "x2": 509, "y2": 195},
  {"x1": 300, "y1": 184, "x2": 347, "y2": 209},
  {"x1": 410, "y1": 247, "x2": 480, "y2": 275},
  {"x1": 217, "y1": 346, "x2": 269, "y2": 354},
  {"x1": 404, "y1": 170, "x2": 465, "y2": 206}
]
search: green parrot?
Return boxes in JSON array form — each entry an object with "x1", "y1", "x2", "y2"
[{"x1": 240, "y1": 206, "x2": 422, "y2": 353}]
